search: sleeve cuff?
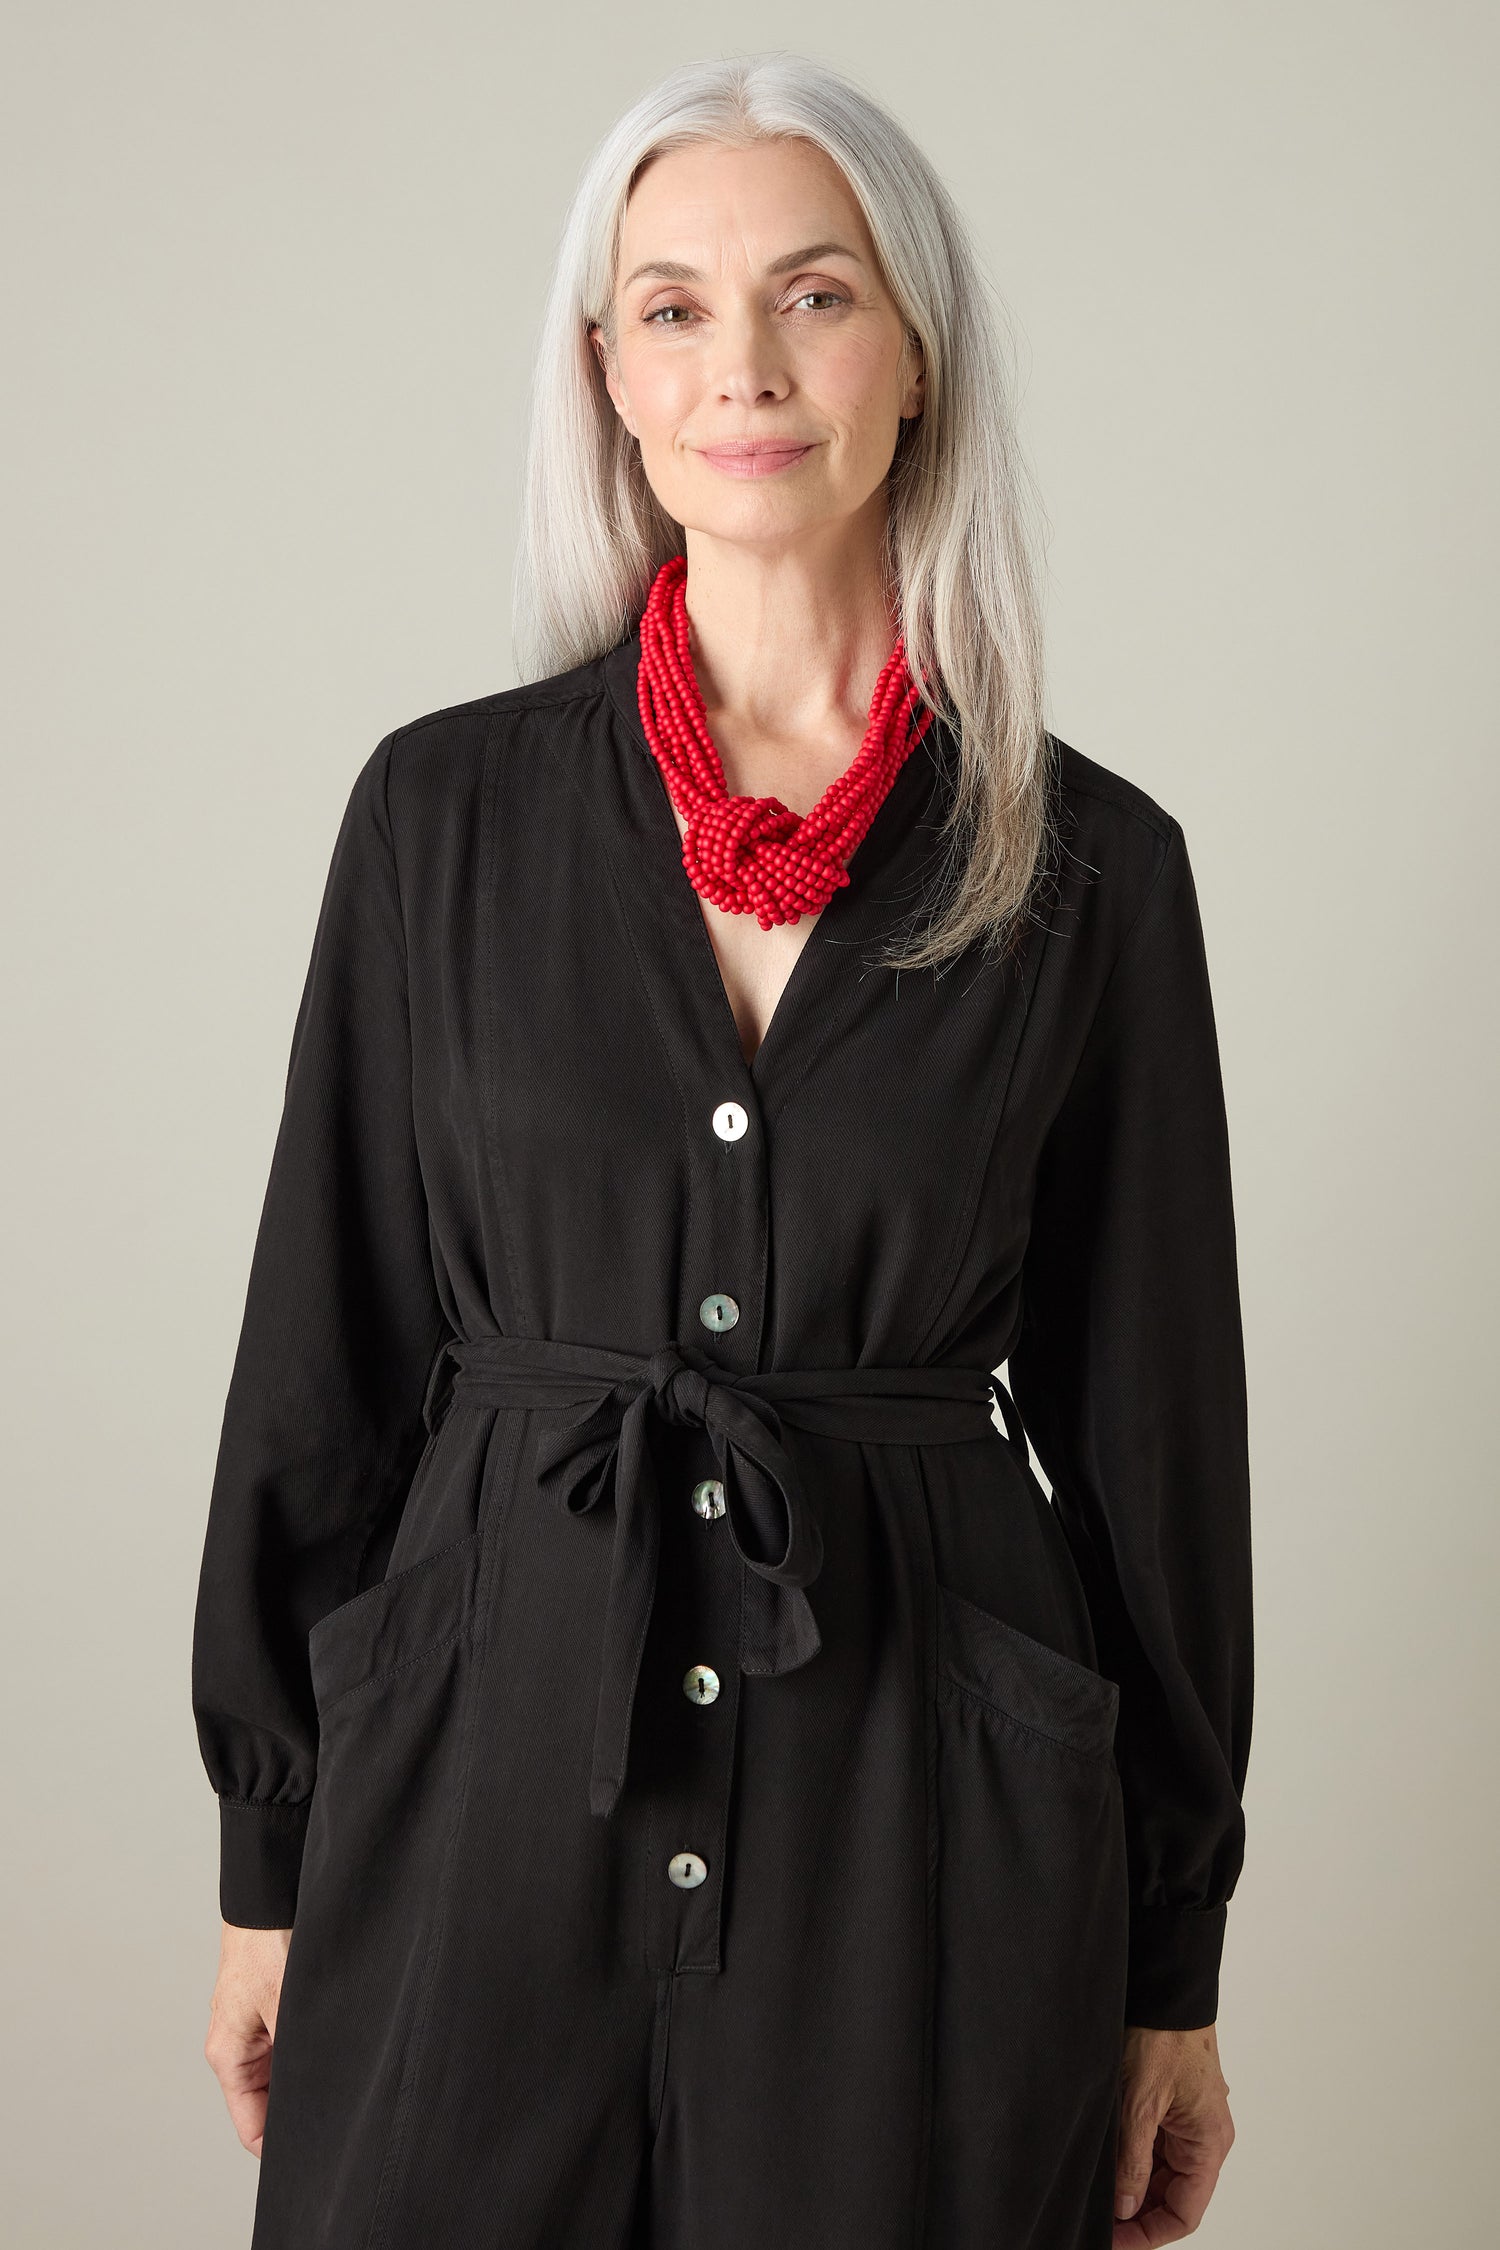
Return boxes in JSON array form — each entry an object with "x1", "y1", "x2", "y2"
[
  {"x1": 218, "y1": 1796, "x2": 312, "y2": 1928},
  {"x1": 1124, "y1": 1902, "x2": 1227, "y2": 2029}
]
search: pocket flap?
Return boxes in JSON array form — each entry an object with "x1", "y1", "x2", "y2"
[
  {"x1": 309, "y1": 1531, "x2": 482, "y2": 1715},
  {"x1": 938, "y1": 1582, "x2": 1120, "y2": 1764}
]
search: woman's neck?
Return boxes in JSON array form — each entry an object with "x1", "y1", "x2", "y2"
[{"x1": 677, "y1": 525, "x2": 899, "y2": 766}]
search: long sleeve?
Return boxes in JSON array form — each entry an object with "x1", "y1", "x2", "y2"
[
  {"x1": 1008, "y1": 816, "x2": 1254, "y2": 2030},
  {"x1": 191, "y1": 731, "x2": 450, "y2": 1928}
]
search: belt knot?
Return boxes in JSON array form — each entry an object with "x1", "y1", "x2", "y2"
[
  {"x1": 424, "y1": 1332, "x2": 1008, "y2": 1822},
  {"x1": 641, "y1": 1342, "x2": 714, "y2": 1428}
]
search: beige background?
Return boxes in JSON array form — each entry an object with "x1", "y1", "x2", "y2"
[{"x1": 3, "y1": 4, "x2": 1495, "y2": 2244}]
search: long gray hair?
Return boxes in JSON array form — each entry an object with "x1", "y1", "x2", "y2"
[{"x1": 513, "y1": 51, "x2": 1057, "y2": 972}]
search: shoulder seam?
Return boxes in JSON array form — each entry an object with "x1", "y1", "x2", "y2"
[
  {"x1": 1058, "y1": 769, "x2": 1174, "y2": 842},
  {"x1": 1050, "y1": 735, "x2": 1174, "y2": 843},
  {"x1": 386, "y1": 677, "x2": 611, "y2": 750},
  {"x1": 371, "y1": 729, "x2": 412, "y2": 1006}
]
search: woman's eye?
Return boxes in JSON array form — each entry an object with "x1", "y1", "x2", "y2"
[{"x1": 643, "y1": 289, "x2": 848, "y2": 330}]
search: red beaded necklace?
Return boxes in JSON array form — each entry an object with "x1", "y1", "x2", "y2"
[{"x1": 635, "y1": 553, "x2": 936, "y2": 931}]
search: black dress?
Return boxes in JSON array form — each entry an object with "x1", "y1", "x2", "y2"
[{"x1": 191, "y1": 621, "x2": 1253, "y2": 2250}]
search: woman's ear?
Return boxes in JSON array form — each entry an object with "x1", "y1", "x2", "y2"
[
  {"x1": 588, "y1": 322, "x2": 637, "y2": 438},
  {"x1": 902, "y1": 333, "x2": 926, "y2": 421}
]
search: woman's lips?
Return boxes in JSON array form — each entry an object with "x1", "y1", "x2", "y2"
[{"x1": 697, "y1": 443, "x2": 816, "y2": 478}]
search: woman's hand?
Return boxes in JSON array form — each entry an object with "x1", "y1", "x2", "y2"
[
  {"x1": 1113, "y1": 2022, "x2": 1236, "y2": 2243},
  {"x1": 203, "y1": 1921, "x2": 293, "y2": 2157}
]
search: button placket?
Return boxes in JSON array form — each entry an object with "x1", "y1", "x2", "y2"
[
  {"x1": 648, "y1": 1071, "x2": 768, "y2": 1973},
  {"x1": 642, "y1": 1460, "x2": 742, "y2": 1970}
]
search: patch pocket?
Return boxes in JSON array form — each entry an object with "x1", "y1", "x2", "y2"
[
  {"x1": 937, "y1": 1582, "x2": 1120, "y2": 1767},
  {"x1": 309, "y1": 1529, "x2": 483, "y2": 1717}
]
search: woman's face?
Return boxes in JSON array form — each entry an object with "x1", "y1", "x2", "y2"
[{"x1": 593, "y1": 136, "x2": 924, "y2": 554}]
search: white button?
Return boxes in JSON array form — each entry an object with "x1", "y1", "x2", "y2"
[
  {"x1": 683, "y1": 1664, "x2": 720, "y2": 1705},
  {"x1": 713, "y1": 1101, "x2": 749, "y2": 1142},
  {"x1": 699, "y1": 1292, "x2": 739, "y2": 1331},
  {"x1": 692, "y1": 1478, "x2": 726, "y2": 1520},
  {"x1": 668, "y1": 1851, "x2": 708, "y2": 1889}
]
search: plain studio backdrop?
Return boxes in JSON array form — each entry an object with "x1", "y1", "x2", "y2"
[{"x1": 2, "y1": 5, "x2": 1495, "y2": 2245}]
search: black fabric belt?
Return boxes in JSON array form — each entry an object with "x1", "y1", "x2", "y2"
[{"x1": 420, "y1": 1333, "x2": 1022, "y2": 1819}]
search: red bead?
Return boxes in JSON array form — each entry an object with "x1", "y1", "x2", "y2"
[{"x1": 635, "y1": 554, "x2": 935, "y2": 931}]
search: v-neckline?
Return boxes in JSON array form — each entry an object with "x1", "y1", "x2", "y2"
[
  {"x1": 601, "y1": 626, "x2": 951, "y2": 1100},
  {"x1": 684, "y1": 834, "x2": 836, "y2": 1087}
]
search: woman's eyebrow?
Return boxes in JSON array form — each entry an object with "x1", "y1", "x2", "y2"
[{"x1": 621, "y1": 241, "x2": 866, "y2": 289}]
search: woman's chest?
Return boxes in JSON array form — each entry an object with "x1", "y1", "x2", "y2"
[
  {"x1": 395, "y1": 721, "x2": 1053, "y2": 1362},
  {"x1": 687, "y1": 889, "x2": 819, "y2": 1070}
]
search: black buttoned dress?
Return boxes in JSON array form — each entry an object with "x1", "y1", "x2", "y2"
[{"x1": 192, "y1": 623, "x2": 1253, "y2": 2250}]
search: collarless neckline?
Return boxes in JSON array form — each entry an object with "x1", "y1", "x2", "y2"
[{"x1": 599, "y1": 623, "x2": 957, "y2": 1097}]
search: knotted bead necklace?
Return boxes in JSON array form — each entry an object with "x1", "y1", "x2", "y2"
[{"x1": 635, "y1": 553, "x2": 936, "y2": 931}]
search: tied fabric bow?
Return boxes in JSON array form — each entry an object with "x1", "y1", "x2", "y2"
[
  {"x1": 532, "y1": 1342, "x2": 823, "y2": 1816},
  {"x1": 427, "y1": 1332, "x2": 1006, "y2": 1820}
]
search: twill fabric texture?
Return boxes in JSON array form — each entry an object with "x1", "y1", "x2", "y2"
[{"x1": 191, "y1": 625, "x2": 1254, "y2": 2250}]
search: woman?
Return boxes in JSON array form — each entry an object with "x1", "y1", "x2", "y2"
[{"x1": 194, "y1": 51, "x2": 1252, "y2": 2250}]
